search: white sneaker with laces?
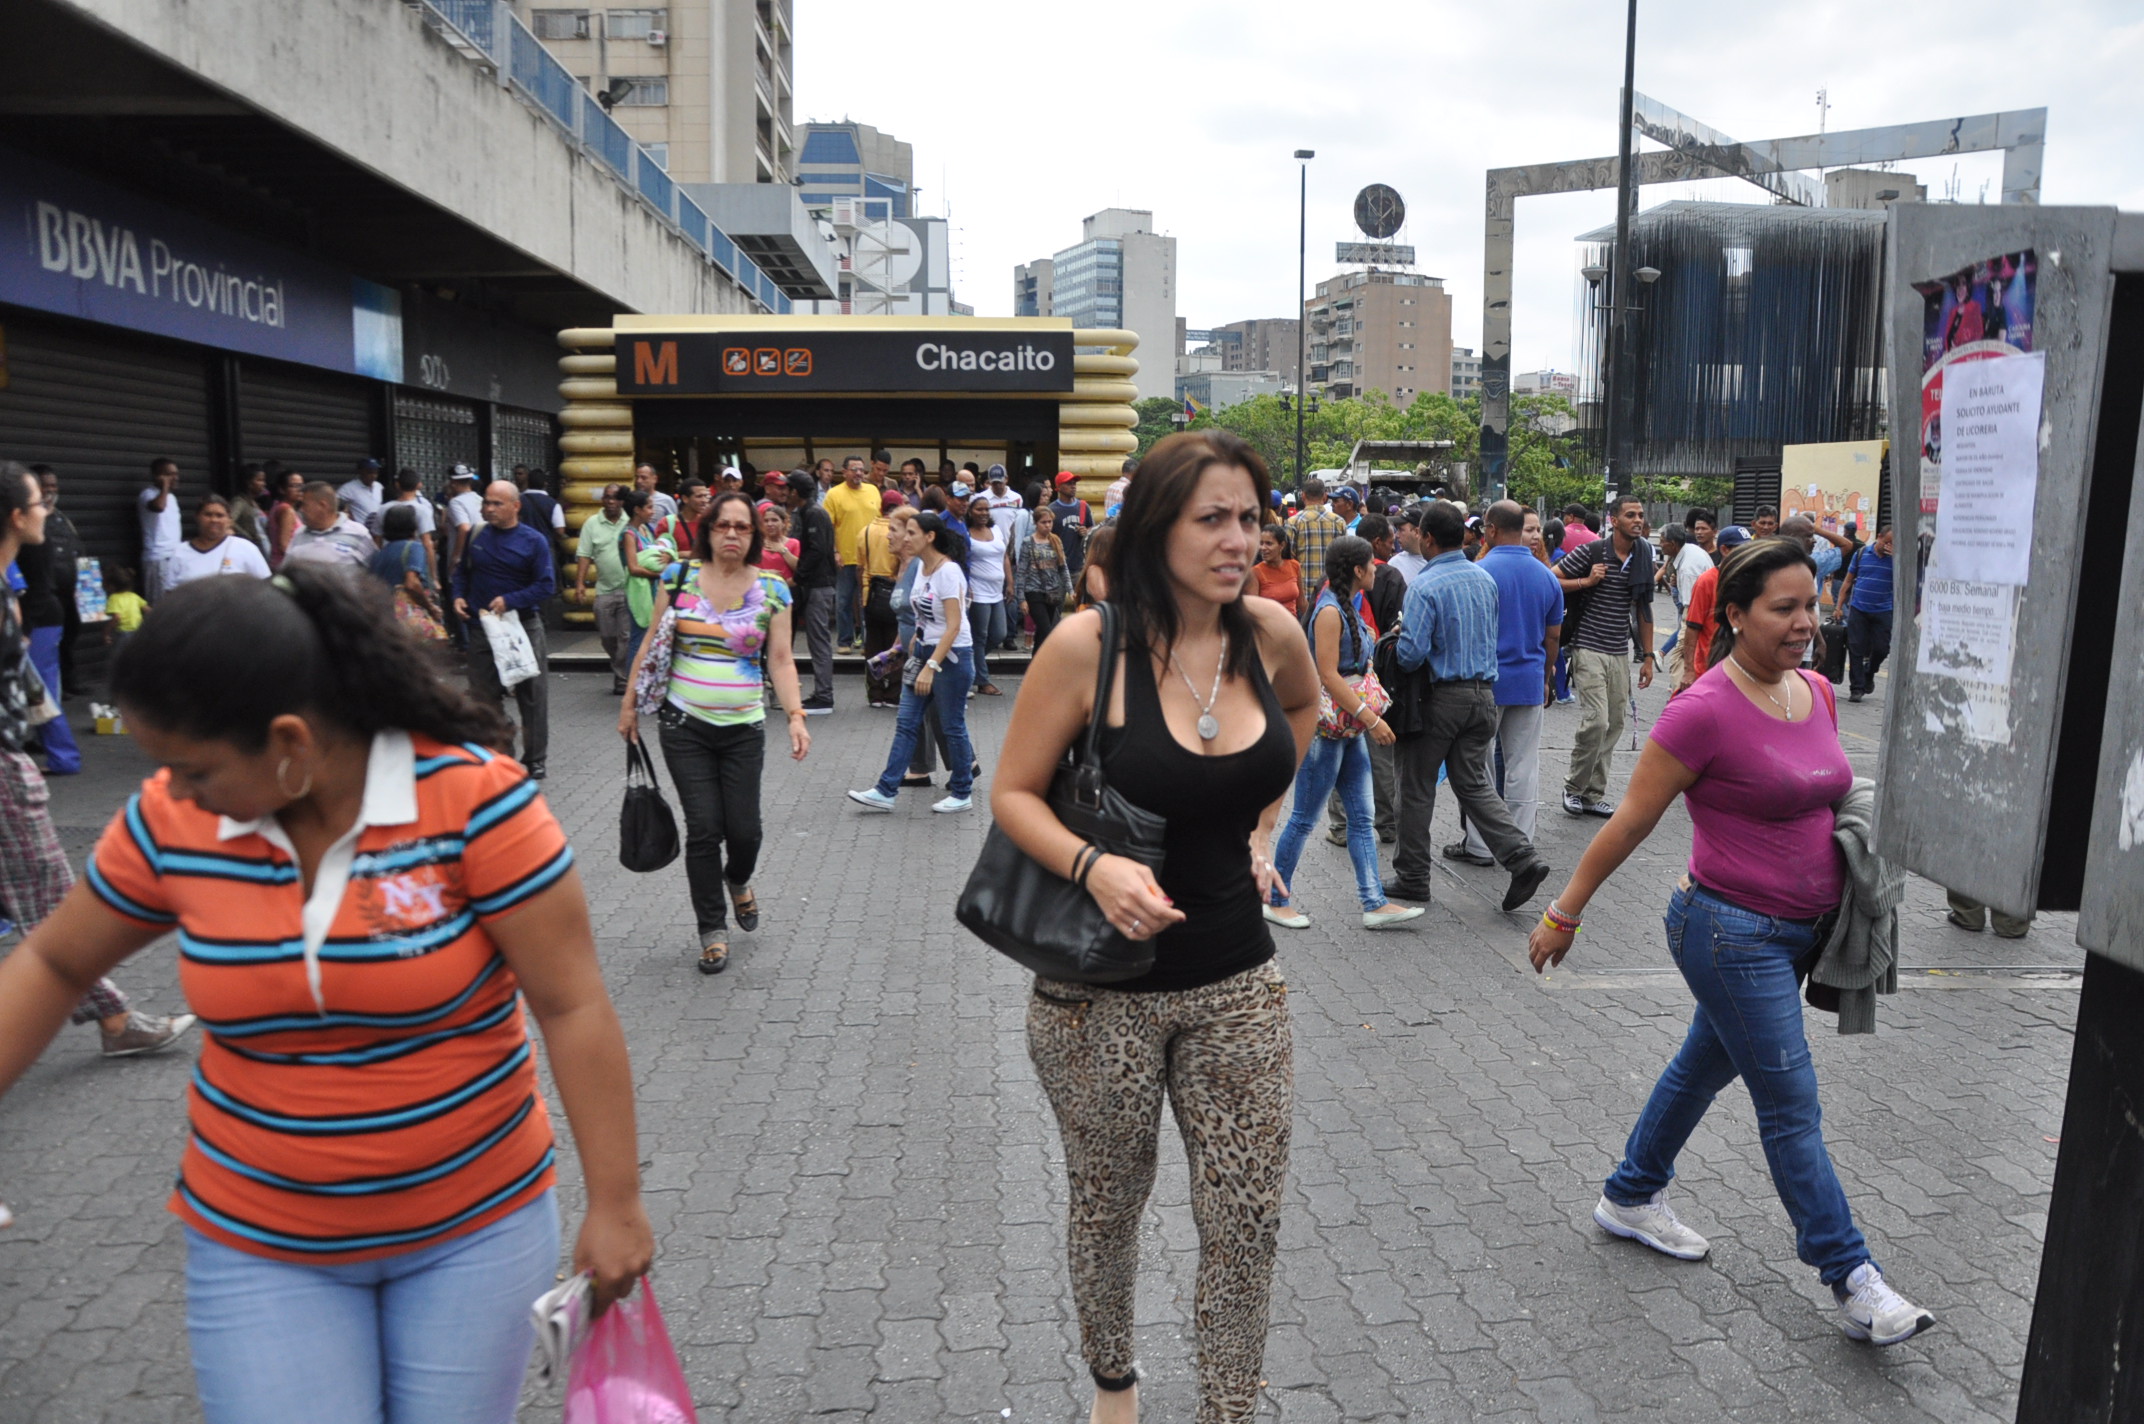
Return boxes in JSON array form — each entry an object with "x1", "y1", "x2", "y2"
[
  {"x1": 1837, "y1": 1262, "x2": 1934, "y2": 1345},
  {"x1": 931, "y1": 794, "x2": 974, "y2": 813},
  {"x1": 846, "y1": 788, "x2": 896, "y2": 812},
  {"x1": 1593, "y1": 1191, "x2": 1710, "y2": 1260}
]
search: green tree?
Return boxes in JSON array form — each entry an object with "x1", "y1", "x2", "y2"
[{"x1": 1131, "y1": 397, "x2": 1181, "y2": 456}]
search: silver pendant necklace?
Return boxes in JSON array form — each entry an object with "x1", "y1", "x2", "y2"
[
  {"x1": 1171, "y1": 634, "x2": 1229, "y2": 741},
  {"x1": 1728, "y1": 655, "x2": 1794, "y2": 720}
]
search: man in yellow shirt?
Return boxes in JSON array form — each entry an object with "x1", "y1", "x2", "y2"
[{"x1": 823, "y1": 454, "x2": 883, "y2": 652}]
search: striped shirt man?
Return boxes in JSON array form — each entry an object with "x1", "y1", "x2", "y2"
[
  {"x1": 86, "y1": 732, "x2": 572, "y2": 1263},
  {"x1": 1396, "y1": 549, "x2": 1502, "y2": 682}
]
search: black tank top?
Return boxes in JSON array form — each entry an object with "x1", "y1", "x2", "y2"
[{"x1": 1099, "y1": 642, "x2": 1299, "y2": 992}]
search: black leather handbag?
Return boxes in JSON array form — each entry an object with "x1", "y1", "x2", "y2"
[
  {"x1": 1818, "y1": 617, "x2": 1848, "y2": 684},
  {"x1": 618, "y1": 739, "x2": 680, "y2": 873},
  {"x1": 955, "y1": 603, "x2": 1167, "y2": 983}
]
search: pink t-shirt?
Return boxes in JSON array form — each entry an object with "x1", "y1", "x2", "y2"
[
  {"x1": 1559, "y1": 525, "x2": 1595, "y2": 555},
  {"x1": 1648, "y1": 665, "x2": 1849, "y2": 919}
]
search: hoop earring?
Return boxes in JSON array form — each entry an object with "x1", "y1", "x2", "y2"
[{"x1": 275, "y1": 756, "x2": 315, "y2": 801}]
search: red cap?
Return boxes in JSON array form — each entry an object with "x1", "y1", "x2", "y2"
[{"x1": 1054, "y1": 470, "x2": 1078, "y2": 485}]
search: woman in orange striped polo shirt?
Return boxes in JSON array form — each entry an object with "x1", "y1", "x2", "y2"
[{"x1": 0, "y1": 564, "x2": 652, "y2": 1424}]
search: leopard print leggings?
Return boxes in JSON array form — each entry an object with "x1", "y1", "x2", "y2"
[{"x1": 1027, "y1": 961, "x2": 1293, "y2": 1424}]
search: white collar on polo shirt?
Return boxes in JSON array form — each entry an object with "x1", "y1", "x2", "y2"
[{"x1": 216, "y1": 730, "x2": 420, "y2": 1014}]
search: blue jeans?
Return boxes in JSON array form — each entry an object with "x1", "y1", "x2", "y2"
[
  {"x1": 1604, "y1": 886, "x2": 1873, "y2": 1288},
  {"x1": 186, "y1": 1190, "x2": 559, "y2": 1424},
  {"x1": 1272, "y1": 733, "x2": 1386, "y2": 911},
  {"x1": 836, "y1": 564, "x2": 861, "y2": 646},
  {"x1": 875, "y1": 647, "x2": 975, "y2": 799},
  {"x1": 969, "y1": 599, "x2": 1009, "y2": 685},
  {"x1": 28, "y1": 625, "x2": 80, "y2": 774}
]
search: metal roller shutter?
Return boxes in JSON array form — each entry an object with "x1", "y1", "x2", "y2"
[
  {"x1": 492, "y1": 405, "x2": 557, "y2": 480},
  {"x1": 237, "y1": 360, "x2": 379, "y2": 482},
  {"x1": 0, "y1": 309, "x2": 214, "y2": 573},
  {"x1": 392, "y1": 392, "x2": 481, "y2": 485}
]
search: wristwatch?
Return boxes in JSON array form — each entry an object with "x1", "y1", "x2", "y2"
[{"x1": 927, "y1": 658, "x2": 944, "y2": 672}]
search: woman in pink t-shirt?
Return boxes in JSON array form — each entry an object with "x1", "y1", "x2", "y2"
[{"x1": 1525, "y1": 539, "x2": 1936, "y2": 1348}]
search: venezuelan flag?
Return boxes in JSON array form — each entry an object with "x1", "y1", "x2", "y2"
[{"x1": 1183, "y1": 396, "x2": 1206, "y2": 421}]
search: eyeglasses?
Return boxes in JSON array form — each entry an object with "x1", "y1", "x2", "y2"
[{"x1": 709, "y1": 521, "x2": 755, "y2": 535}]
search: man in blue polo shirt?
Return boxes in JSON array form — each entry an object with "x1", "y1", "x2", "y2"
[
  {"x1": 1453, "y1": 500, "x2": 1565, "y2": 866},
  {"x1": 453, "y1": 481, "x2": 556, "y2": 777},
  {"x1": 1835, "y1": 522, "x2": 1895, "y2": 703},
  {"x1": 1389, "y1": 502, "x2": 1553, "y2": 914}
]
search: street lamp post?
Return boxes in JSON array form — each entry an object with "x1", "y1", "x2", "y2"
[
  {"x1": 1294, "y1": 149, "x2": 1315, "y2": 485},
  {"x1": 1603, "y1": 0, "x2": 1639, "y2": 503}
]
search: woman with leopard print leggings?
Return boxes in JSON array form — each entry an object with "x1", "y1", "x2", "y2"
[{"x1": 991, "y1": 432, "x2": 1319, "y2": 1424}]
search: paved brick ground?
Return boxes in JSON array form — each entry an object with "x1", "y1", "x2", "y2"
[{"x1": 0, "y1": 665, "x2": 2080, "y2": 1422}]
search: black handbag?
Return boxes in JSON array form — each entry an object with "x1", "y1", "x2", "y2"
[
  {"x1": 618, "y1": 739, "x2": 680, "y2": 872},
  {"x1": 954, "y1": 602, "x2": 1167, "y2": 983}
]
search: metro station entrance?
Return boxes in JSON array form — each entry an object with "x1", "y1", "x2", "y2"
[{"x1": 550, "y1": 316, "x2": 1142, "y2": 630}]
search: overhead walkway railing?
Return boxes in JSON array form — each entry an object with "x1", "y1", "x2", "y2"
[{"x1": 412, "y1": 0, "x2": 792, "y2": 314}]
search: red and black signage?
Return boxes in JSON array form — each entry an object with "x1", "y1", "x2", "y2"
[{"x1": 616, "y1": 329, "x2": 1076, "y2": 396}]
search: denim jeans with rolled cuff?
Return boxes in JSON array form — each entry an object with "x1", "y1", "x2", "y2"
[
  {"x1": 1603, "y1": 883, "x2": 1874, "y2": 1289},
  {"x1": 968, "y1": 599, "x2": 1009, "y2": 685},
  {"x1": 875, "y1": 648, "x2": 975, "y2": 799},
  {"x1": 1274, "y1": 733, "x2": 1386, "y2": 912}
]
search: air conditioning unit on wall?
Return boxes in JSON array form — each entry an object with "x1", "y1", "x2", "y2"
[{"x1": 647, "y1": 29, "x2": 667, "y2": 45}]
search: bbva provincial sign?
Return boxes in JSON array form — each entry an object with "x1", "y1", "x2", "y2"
[{"x1": 616, "y1": 330, "x2": 1077, "y2": 396}]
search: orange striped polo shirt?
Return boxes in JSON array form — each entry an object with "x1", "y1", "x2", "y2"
[{"x1": 87, "y1": 731, "x2": 572, "y2": 1264}]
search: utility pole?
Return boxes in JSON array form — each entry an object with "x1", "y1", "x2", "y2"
[
  {"x1": 1294, "y1": 149, "x2": 1314, "y2": 484},
  {"x1": 1603, "y1": 0, "x2": 1638, "y2": 503}
]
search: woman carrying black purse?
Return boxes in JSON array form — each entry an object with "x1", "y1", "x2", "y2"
[{"x1": 990, "y1": 432, "x2": 1318, "y2": 1424}]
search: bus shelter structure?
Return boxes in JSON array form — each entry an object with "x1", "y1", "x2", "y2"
[{"x1": 553, "y1": 315, "x2": 1141, "y2": 622}]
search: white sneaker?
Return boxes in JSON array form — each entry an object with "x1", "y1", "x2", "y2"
[
  {"x1": 1593, "y1": 1191, "x2": 1710, "y2": 1260},
  {"x1": 1263, "y1": 904, "x2": 1309, "y2": 929},
  {"x1": 1837, "y1": 1263, "x2": 1934, "y2": 1345},
  {"x1": 846, "y1": 788, "x2": 896, "y2": 812},
  {"x1": 1363, "y1": 905, "x2": 1426, "y2": 930},
  {"x1": 931, "y1": 794, "x2": 974, "y2": 813}
]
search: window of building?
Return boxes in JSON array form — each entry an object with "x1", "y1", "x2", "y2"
[
  {"x1": 613, "y1": 75, "x2": 668, "y2": 104},
  {"x1": 801, "y1": 170, "x2": 862, "y2": 188},
  {"x1": 533, "y1": 8, "x2": 591, "y2": 38},
  {"x1": 800, "y1": 129, "x2": 862, "y2": 165},
  {"x1": 642, "y1": 142, "x2": 669, "y2": 169},
  {"x1": 606, "y1": 8, "x2": 668, "y2": 38}
]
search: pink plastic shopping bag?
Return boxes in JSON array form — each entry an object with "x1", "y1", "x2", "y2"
[{"x1": 562, "y1": 1282, "x2": 699, "y2": 1424}]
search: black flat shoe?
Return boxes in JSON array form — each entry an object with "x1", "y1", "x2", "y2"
[
  {"x1": 900, "y1": 774, "x2": 933, "y2": 788},
  {"x1": 731, "y1": 886, "x2": 760, "y2": 933},
  {"x1": 697, "y1": 939, "x2": 729, "y2": 974}
]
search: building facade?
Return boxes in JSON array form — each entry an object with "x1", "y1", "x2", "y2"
[
  {"x1": 795, "y1": 121, "x2": 913, "y2": 218},
  {"x1": 1303, "y1": 269, "x2": 1452, "y2": 404},
  {"x1": 1013, "y1": 260, "x2": 1053, "y2": 318},
  {"x1": 1178, "y1": 371, "x2": 1287, "y2": 410},
  {"x1": 1016, "y1": 209, "x2": 1177, "y2": 401},
  {"x1": 513, "y1": 0, "x2": 795, "y2": 184},
  {"x1": 2, "y1": 0, "x2": 766, "y2": 607},
  {"x1": 1451, "y1": 346, "x2": 1481, "y2": 400},
  {"x1": 1210, "y1": 318, "x2": 1300, "y2": 387}
]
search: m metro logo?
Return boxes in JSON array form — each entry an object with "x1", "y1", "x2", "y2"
[{"x1": 631, "y1": 340, "x2": 679, "y2": 386}]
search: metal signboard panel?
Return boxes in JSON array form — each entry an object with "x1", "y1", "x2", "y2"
[
  {"x1": 615, "y1": 329, "x2": 1075, "y2": 397},
  {"x1": 1335, "y1": 242, "x2": 1416, "y2": 266},
  {"x1": 1876, "y1": 203, "x2": 2120, "y2": 919},
  {"x1": 2076, "y1": 217, "x2": 2144, "y2": 965}
]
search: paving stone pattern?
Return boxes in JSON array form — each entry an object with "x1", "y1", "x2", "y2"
[{"x1": 0, "y1": 668, "x2": 2080, "y2": 1422}]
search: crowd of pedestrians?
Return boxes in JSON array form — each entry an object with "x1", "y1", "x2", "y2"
[{"x1": 0, "y1": 432, "x2": 1944, "y2": 1424}]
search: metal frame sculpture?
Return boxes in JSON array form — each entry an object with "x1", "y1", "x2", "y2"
[{"x1": 1478, "y1": 101, "x2": 2047, "y2": 495}]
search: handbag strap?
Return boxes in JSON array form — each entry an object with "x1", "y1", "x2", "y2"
[
  {"x1": 626, "y1": 737, "x2": 659, "y2": 787},
  {"x1": 1076, "y1": 602, "x2": 1122, "y2": 772}
]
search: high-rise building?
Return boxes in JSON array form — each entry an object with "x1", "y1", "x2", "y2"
[
  {"x1": 1013, "y1": 260, "x2": 1053, "y2": 318},
  {"x1": 795, "y1": 121, "x2": 913, "y2": 218},
  {"x1": 1208, "y1": 319, "x2": 1301, "y2": 387},
  {"x1": 1016, "y1": 209, "x2": 1178, "y2": 401},
  {"x1": 512, "y1": 1, "x2": 794, "y2": 184},
  {"x1": 1451, "y1": 346, "x2": 1482, "y2": 400},
  {"x1": 1303, "y1": 269, "x2": 1453, "y2": 403}
]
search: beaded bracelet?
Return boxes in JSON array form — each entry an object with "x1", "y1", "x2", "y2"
[{"x1": 1541, "y1": 901, "x2": 1582, "y2": 934}]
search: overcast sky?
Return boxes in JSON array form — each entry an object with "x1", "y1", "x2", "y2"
[{"x1": 792, "y1": 0, "x2": 2140, "y2": 379}]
